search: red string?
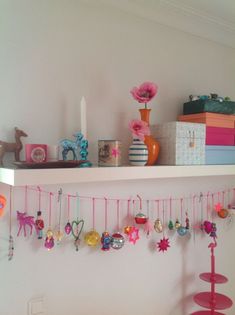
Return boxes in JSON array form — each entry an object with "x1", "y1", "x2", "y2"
[
  {"x1": 104, "y1": 198, "x2": 108, "y2": 231},
  {"x1": 218, "y1": 192, "x2": 220, "y2": 203},
  {"x1": 162, "y1": 200, "x2": 165, "y2": 236},
  {"x1": 92, "y1": 198, "x2": 95, "y2": 230},
  {"x1": 117, "y1": 200, "x2": 120, "y2": 231}
]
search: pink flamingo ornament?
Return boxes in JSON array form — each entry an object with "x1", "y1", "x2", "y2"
[{"x1": 17, "y1": 211, "x2": 36, "y2": 237}]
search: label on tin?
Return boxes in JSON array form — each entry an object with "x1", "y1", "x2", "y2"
[{"x1": 98, "y1": 140, "x2": 121, "y2": 167}]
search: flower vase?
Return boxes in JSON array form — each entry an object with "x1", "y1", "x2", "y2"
[
  {"x1": 128, "y1": 139, "x2": 148, "y2": 166},
  {"x1": 139, "y1": 108, "x2": 160, "y2": 165}
]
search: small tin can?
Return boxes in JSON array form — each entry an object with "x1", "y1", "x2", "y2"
[{"x1": 98, "y1": 140, "x2": 121, "y2": 167}]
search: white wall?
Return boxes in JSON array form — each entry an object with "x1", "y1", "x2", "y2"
[{"x1": 0, "y1": 1, "x2": 235, "y2": 315}]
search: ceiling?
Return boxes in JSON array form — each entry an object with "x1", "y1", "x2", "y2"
[{"x1": 101, "y1": 0, "x2": 235, "y2": 48}]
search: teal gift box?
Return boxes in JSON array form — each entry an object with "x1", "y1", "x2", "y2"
[{"x1": 183, "y1": 99, "x2": 235, "y2": 115}]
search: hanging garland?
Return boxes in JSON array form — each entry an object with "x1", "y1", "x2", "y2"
[{"x1": 1, "y1": 186, "x2": 235, "y2": 260}]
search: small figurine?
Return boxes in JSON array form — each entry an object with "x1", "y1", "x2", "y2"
[
  {"x1": 60, "y1": 132, "x2": 83, "y2": 160},
  {"x1": 0, "y1": 127, "x2": 27, "y2": 165},
  {"x1": 101, "y1": 231, "x2": 111, "y2": 251},
  {"x1": 35, "y1": 211, "x2": 44, "y2": 239}
]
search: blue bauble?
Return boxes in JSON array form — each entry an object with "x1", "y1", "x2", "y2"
[{"x1": 177, "y1": 226, "x2": 187, "y2": 236}]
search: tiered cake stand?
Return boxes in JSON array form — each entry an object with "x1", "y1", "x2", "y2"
[{"x1": 191, "y1": 242, "x2": 233, "y2": 315}]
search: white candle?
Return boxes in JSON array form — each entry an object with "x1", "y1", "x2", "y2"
[{"x1": 80, "y1": 96, "x2": 87, "y2": 139}]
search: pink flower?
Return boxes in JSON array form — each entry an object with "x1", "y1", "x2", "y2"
[
  {"x1": 128, "y1": 119, "x2": 150, "y2": 141},
  {"x1": 130, "y1": 82, "x2": 158, "y2": 106}
]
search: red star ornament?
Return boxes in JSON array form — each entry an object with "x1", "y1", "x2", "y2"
[{"x1": 157, "y1": 237, "x2": 170, "y2": 253}]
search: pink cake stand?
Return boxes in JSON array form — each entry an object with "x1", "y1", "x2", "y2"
[{"x1": 191, "y1": 242, "x2": 233, "y2": 315}]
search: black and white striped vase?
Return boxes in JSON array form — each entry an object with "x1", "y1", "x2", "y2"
[{"x1": 128, "y1": 139, "x2": 148, "y2": 166}]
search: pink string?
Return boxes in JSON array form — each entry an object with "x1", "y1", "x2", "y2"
[
  {"x1": 67, "y1": 194, "x2": 70, "y2": 221},
  {"x1": 162, "y1": 200, "x2": 165, "y2": 236},
  {"x1": 180, "y1": 198, "x2": 183, "y2": 222},
  {"x1": 92, "y1": 198, "x2": 95, "y2": 230},
  {"x1": 206, "y1": 192, "x2": 209, "y2": 220},
  {"x1": 104, "y1": 198, "x2": 108, "y2": 231},
  {"x1": 193, "y1": 195, "x2": 196, "y2": 229},
  {"x1": 222, "y1": 191, "x2": 225, "y2": 207},
  {"x1": 9, "y1": 186, "x2": 12, "y2": 234},
  {"x1": 127, "y1": 199, "x2": 131, "y2": 217},
  {"x1": 17, "y1": 186, "x2": 234, "y2": 204},
  {"x1": 170, "y1": 197, "x2": 172, "y2": 218},
  {"x1": 49, "y1": 192, "x2": 53, "y2": 226},
  {"x1": 137, "y1": 195, "x2": 142, "y2": 210},
  {"x1": 217, "y1": 192, "x2": 220, "y2": 203},
  {"x1": 24, "y1": 185, "x2": 28, "y2": 212},
  {"x1": 117, "y1": 200, "x2": 120, "y2": 231},
  {"x1": 156, "y1": 200, "x2": 160, "y2": 217},
  {"x1": 37, "y1": 186, "x2": 41, "y2": 211}
]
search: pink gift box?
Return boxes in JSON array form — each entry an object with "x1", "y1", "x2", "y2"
[
  {"x1": 25, "y1": 144, "x2": 47, "y2": 163},
  {"x1": 206, "y1": 126, "x2": 235, "y2": 146}
]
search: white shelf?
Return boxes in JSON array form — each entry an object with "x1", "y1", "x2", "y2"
[{"x1": 0, "y1": 165, "x2": 235, "y2": 186}]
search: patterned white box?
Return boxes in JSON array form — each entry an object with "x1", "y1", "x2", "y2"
[{"x1": 154, "y1": 122, "x2": 206, "y2": 165}]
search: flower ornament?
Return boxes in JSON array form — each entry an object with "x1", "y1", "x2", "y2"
[
  {"x1": 131, "y1": 81, "x2": 158, "y2": 108},
  {"x1": 128, "y1": 119, "x2": 150, "y2": 141}
]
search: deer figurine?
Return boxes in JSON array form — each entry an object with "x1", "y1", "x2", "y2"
[{"x1": 0, "y1": 127, "x2": 28, "y2": 166}]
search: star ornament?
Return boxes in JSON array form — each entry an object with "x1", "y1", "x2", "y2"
[
  {"x1": 157, "y1": 237, "x2": 170, "y2": 253},
  {"x1": 111, "y1": 148, "x2": 120, "y2": 158},
  {"x1": 129, "y1": 226, "x2": 140, "y2": 245},
  {"x1": 214, "y1": 202, "x2": 222, "y2": 213}
]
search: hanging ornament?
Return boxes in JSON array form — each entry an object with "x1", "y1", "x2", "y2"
[
  {"x1": 84, "y1": 198, "x2": 100, "y2": 247},
  {"x1": 154, "y1": 219, "x2": 163, "y2": 233},
  {"x1": 185, "y1": 213, "x2": 190, "y2": 229},
  {"x1": 134, "y1": 195, "x2": 148, "y2": 224},
  {"x1": 168, "y1": 220, "x2": 174, "y2": 230},
  {"x1": 0, "y1": 194, "x2": 6, "y2": 217},
  {"x1": 44, "y1": 192, "x2": 55, "y2": 250},
  {"x1": 72, "y1": 219, "x2": 84, "y2": 251},
  {"x1": 64, "y1": 194, "x2": 72, "y2": 235},
  {"x1": 210, "y1": 222, "x2": 217, "y2": 239},
  {"x1": 217, "y1": 192, "x2": 229, "y2": 219},
  {"x1": 65, "y1": 222, "x2": 72, "y2": 235},
  {"x1": 154, "y1": 200, "x2": 162, "y2": 233},
  {"x1": 54, "y1": 188, "x2": 63, "y2": 244},
  {"x1": 157, "y1": 237, "x2": 170, "y2": 252},
  {"x1": 101, "y1": 198, "x2": 111, "y2": 251},
  {"x1": 71, "y1": 193, "x2": 84, "y2": 251},
  {"x1": 124, "y1": 225, "x2": 133, "y2": 235},
  {"x1": 101, "y1": 231, "x2": 111, "y2": 251},
  {"x1": 156, "y1": 200, "x2": 170, "y2": 253},
  {"x1": 203, "y1": 220, "x2": 213, "y2": 234},
  {"x1": 144, "y1": 200, "x2": 154, "y2": 237},
  {"x1": 111, "y1": 200, "x2": 125, "y2": 250},
  {"x1": 111, "y1": 232, "x2": 125, "y2": 250},
  {"x1": 175, "y1": 219, "x2": 181, "y2": 229},
  {"x1": 168, "y1": 198, "x2": 174, "y2": 230},
  {"x1": 35, "y1": 187, "x2": 44, "y2": 239},
  {"x1": 128, "y1": 226, "x2": 140, "y2": 244},
  {"x1": 8, "y1": 186, "x2": 14, "y2": 261},
  {"x1": 177, "y1": 200, "x2": 188, "y2": 237},
  {"x1": 123, "y1": 200, "x2": 134, "y2": 236},
  {"x1": 17, "y1": 186, "x2": 36, "y2": 237},
  {"x1": 214, "y1": 202, "x2": 222, "y2": 213},
  {"x1": 218, "y1": 208, "x2": 229, "y2": 219}
]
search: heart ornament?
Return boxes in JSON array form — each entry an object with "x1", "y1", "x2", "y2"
[{"x1": 71, "y1": 219, "x2": 84, "y2": 251}]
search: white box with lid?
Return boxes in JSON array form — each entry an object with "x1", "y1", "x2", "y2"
[{"x1": 154, "y1": 121, "x2": 206, "y2": 165}]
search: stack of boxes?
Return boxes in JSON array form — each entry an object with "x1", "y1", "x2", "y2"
[{"x1": 179, "y1": 98, "x2": 235, "y2": 164}]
